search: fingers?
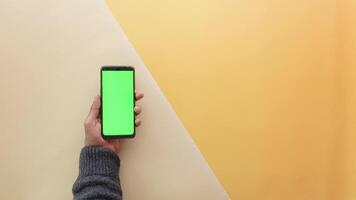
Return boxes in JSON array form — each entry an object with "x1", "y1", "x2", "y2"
[
  {"x1": 135, "y1": 91, "x2": 144, "y2": 101},
  {"x1": 134, "y1": 106, "x2": 142, "y2": 115},
  {"x1": 135, "y1": 91, "x2": 143, "y2": 127},
  {"x1": 135, "y1": 119, "x2": 142, "y2": 126},
  {"x1": 87, "y1": 95, "x2": 101, "y2": 122}
]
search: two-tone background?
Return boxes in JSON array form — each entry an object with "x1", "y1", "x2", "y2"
[
  {"x1": 0, "y1": 0, "x2": 355, "y2": 199},
  {"x1": 106, "y1": 0, "x2": 356, "y2": 199}
]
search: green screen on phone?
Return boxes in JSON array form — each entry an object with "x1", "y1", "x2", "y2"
[{"x1": 102, "y1": 68, "x2": 134, "y2": 137}]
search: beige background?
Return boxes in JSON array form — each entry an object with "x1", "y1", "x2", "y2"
[{"x1": 0, "y1": 0, "x2": 228, "y2": 199}]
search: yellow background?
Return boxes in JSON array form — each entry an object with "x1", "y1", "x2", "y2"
[{"x1": 106, "y1": 0, "x2": 356, "y2": 199}]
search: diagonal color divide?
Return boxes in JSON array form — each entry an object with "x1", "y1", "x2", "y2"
[
  {"x1": 105, "y1": 0, "x2": 356, "y2": 199},
  {"x1": 0, "y1": 0, "x2": 229, "y2": 199}
]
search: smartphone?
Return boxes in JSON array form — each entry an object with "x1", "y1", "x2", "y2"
[{"x1": 101, "y1": 66, "x2": 135, "y2": 138}]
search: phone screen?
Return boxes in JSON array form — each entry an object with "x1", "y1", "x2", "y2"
[{"x1": 101, "y1": 67, "x2": 135, "y2": 138}]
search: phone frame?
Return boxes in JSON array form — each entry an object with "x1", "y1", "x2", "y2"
[{"x1": 100, "y1": 66, "x2": 136, "y2": 139}]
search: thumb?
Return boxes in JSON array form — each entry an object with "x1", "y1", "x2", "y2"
[{"x1": 87, "y1": 95, "x2": 101, "y2": 121}]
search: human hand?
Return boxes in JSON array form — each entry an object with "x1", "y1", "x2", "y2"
[{"x1": 84, "y1": 91, "x2": 144, "y2": 153}]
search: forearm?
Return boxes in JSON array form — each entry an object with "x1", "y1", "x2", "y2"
[{"x1": 72, "y1": 146, "x2": 122, "y2": 200}]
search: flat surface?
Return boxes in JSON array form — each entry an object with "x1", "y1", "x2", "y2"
[
  {"x1": 106, "y1": 0, "x2": 356, "y2": 199},
  {"x1": 0, "y1": 0, "x2": 228, "y2": 199}
]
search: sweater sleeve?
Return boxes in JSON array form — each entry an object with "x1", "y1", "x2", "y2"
[{"x1": 72, "y1": 146, "x2": 122, "y2": 200}]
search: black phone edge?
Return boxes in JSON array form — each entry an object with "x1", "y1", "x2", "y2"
[{"x1": 100, "y1": 66, "x2": 136, "y2": 139}]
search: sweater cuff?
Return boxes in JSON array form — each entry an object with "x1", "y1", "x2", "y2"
[{"x1": 78, "y1": 146, "x2": 120, "y2": 178}]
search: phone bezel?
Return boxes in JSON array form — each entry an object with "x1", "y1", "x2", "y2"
[{"x1": 101, "y1": 66, "x2": 136, "y2": 139}]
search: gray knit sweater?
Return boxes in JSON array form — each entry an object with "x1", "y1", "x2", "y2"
[{"x1": 72, "y1": 146, "x2": 122, "y2": 200}]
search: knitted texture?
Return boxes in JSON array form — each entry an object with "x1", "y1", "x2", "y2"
[{"x1": 72, "y1": 146, "x2": 122, "y2": 200}]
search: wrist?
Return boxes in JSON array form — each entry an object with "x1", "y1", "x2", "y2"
[
  {"x1": 84, "y1": 137, "x2": 118, "y2": 154},
  {"x1": 102, "y1": 143, "x2": 118, "y2": 154}
]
